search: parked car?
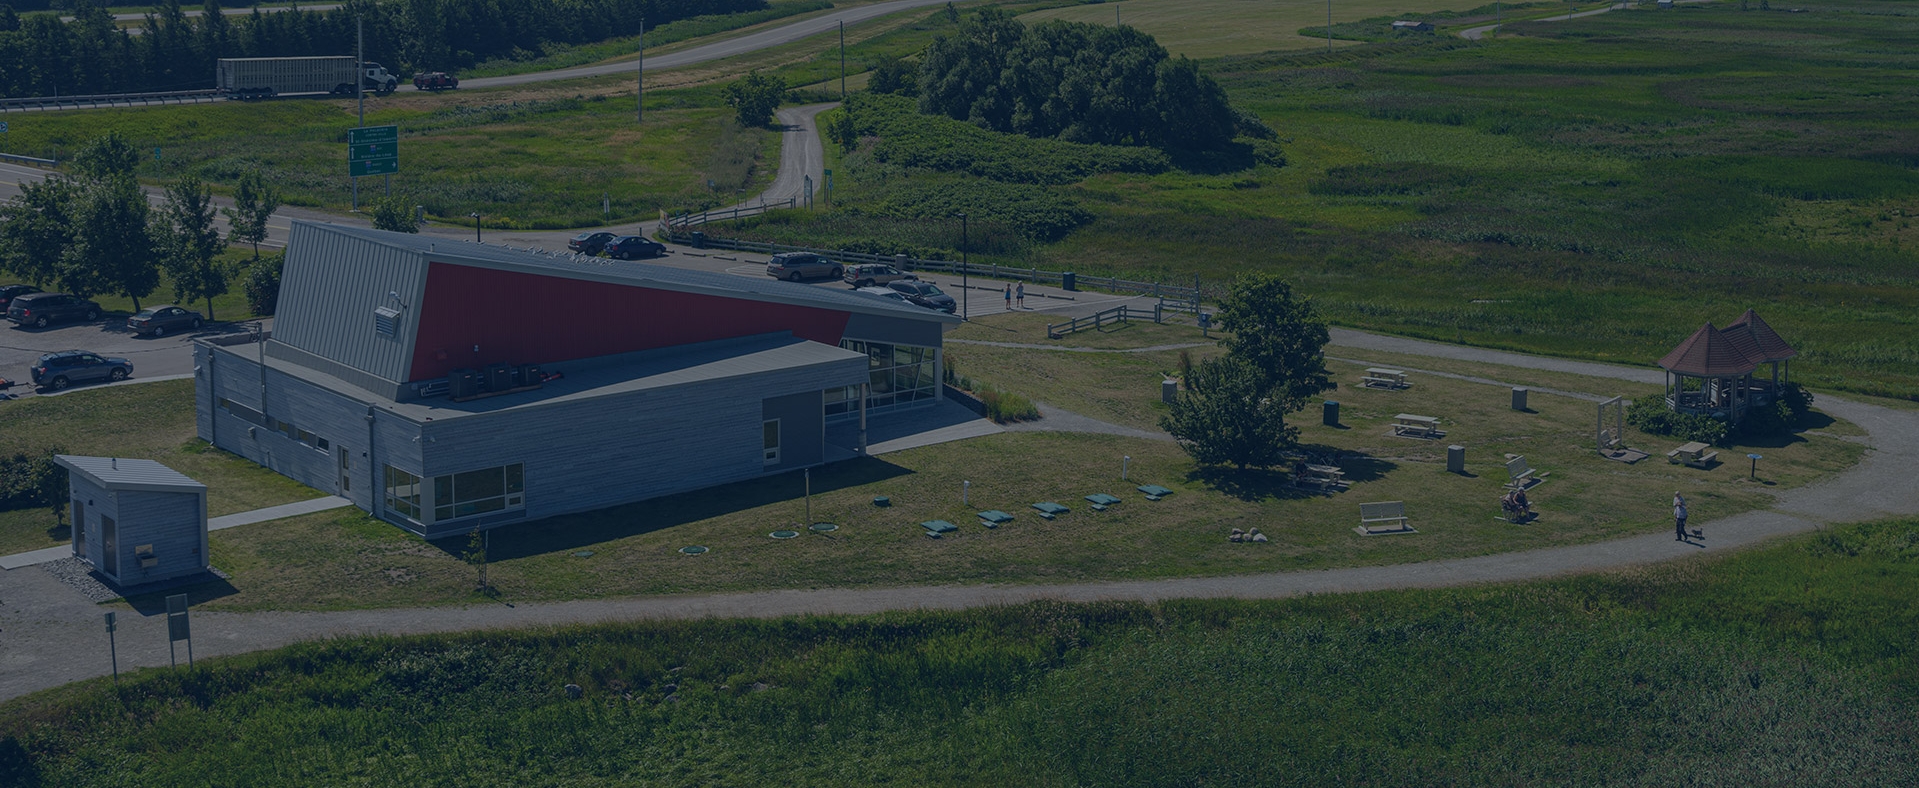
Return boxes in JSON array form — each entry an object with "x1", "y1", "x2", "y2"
[
  {"x1": 887, "y1": 281, "x2": 957, "y2": 313},
  {"x1": 0, "y1": 284, "x2": 41, "y2": 312},
  {"x1": 567, "y1": 231, "x2": 619, "y2": 255},
  {"x1": 6, "y1": 292, "x2": 101, "y2": 329},
  {"x1": 765, "y1": 252, "x2": 842, "y2": 282},
  {"x1": 413, "y1": 71, "x2": 459, "y2": 90},
  {"x1": 855, "y1": 286, "x2": 914, "y2": 304},
  {"x1": 604, "y1": 235, "x2": 667, "y2": 260},
  {"x1": 843, "y1": 263, "x2": 918, "y2": 288},
  {"x1": 30, "y1": 350, "x2": 133, "y2": 391},
  {"x1": 128, "y1": 305, "x2": 204, "y2": 337}
]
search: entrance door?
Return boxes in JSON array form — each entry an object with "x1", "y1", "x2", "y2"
[
  {"x1": 338, "y1": 448, "x2": 353, "y2": 495},
  {"x1": 101, "y1": 515, "x2": 118, "y2": 576}
]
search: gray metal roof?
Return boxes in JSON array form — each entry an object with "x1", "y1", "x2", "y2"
[
  {"x1": 289, "y1": 221, "x2": 962, "y2": 325},
  {"x1": 54, "y1": 456, "x2": 207, "y2": 494}
]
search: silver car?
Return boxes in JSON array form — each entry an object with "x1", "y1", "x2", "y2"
[
  {"x1": 843, "y1": 263, "x2": 918, "y2": 288},
  {"x1": 765, "y1": 252, "x2": 842, "y2": 282}
]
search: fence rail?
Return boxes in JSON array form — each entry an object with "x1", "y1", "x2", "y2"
[
  {"x1": 1047, "y1": 305, "x2": 1164, "y2": 339},
  {"x1": 662, "y1": 207, "x2": 1203, "y2": 306},
  {"x1": 0, "y1": 152, "x2": 55, "y2": 166},
  {"x1": 1, "y1": 89, "x2": 221, "y2": 113}
]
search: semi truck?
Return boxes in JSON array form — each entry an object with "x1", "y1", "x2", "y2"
[{"x1": 216, "y1": 57, "x2": 400, "y2": 98}]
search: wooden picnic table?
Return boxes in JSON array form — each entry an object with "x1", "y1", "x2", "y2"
[
  {"x1": 1295, "y1": 463, "x2": 1345, "y2": 490},
  {"x1": 1392, "y1": 413, "x2": 1440, "y2": 438},
  {"x1": 1362, "y1": 367, "x2": 1408, "y2": 389},
  {"x1": 1667, "y1": 441, "x2": 1719, "y2": 468}
]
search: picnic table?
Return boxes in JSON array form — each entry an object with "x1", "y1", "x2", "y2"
[
  {"x1": 1392, "y1": 414, "x2": 1440, "y2": 439},
  {"x1": 1667, "y1": 441, "x2": 1719, "y2": 469},
  {"x1": 1295, "y1": 463, "x2": 1346, "y2": 491},
  {"x1": 1362, "y1": 368, "x2": 1409, "y2": 389}
]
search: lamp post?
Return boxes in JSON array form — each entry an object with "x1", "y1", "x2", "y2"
[
  {"x1": 468, "y1": 212, "x2": 481, "y2": 242},
  {"x1": 956, "y1": 212, "x2": 969, "y2": 320}
]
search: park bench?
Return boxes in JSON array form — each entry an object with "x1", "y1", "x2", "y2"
[
  {"x1": 1504, "y1": 455, "x2": 1543, "y2": 490},
  {"x1": 1362, "y1": 367, "x2": 1410, "y2": 390},
  {"x1": 1666, "y1": 441, "x2": 1719, "y2": 469},
  {"x1": 1393, "y1": 414, "x2": 1442, "y2": 439},
  {"x1": 1355, "y1": 501, "x2": 1414, "y2": 535}
]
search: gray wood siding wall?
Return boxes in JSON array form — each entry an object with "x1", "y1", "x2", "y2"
[
  {"x1": 272, "y1": 224, "x2": 427, "y2": 384},
  {"x1": 111, "y1": 490, "x2": 207, "y2": 584},
  {"x1": 762, "y1": 390, "x2": 825, "y2": 472},
  {"x1": 69, "y1": 475, "x2": 109, "y2": 571}
]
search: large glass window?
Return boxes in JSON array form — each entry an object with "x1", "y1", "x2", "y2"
[
  {"x1": 829, "y1": 340, "x2": 937, "y2": 418},
  {"x1": 384, "y1": 466, "x2": 422, "y2": 520},
  {"x1": 433, "y1": 463, "x2": 524, "y2": 522}
]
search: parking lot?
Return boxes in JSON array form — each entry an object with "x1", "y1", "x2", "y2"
[{"x1": 1, "y1": 313, "x2": 265, "y2": 400}]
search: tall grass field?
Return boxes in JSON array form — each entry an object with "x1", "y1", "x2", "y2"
[{"x1": 4, "y1": 518, "x2": 1916, "y2": 785}]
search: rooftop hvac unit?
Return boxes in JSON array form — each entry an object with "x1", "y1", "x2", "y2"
[
  {"x1": 449, "y1": 369, "x2": 480, "y2": 399},
  {"x1": 519, "y1": 364, "x2": 543, "y2": 388},
  {"x1": 486, "y1": 363, "x2": 515, "y2": 392}
]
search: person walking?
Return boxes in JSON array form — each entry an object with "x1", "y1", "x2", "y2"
[
  {"x1": 1003, "y1": 283, "x2": 1013, "y2": 312},
  {"x1": 1016, "y1": 282, "x2": 1025, "y2": 308},
  {"x1": 1673, "y1": 492, "x2": 1689, "y2": 541}
]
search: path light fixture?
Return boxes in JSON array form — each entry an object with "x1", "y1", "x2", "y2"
[
  {"x1": 468, "y1": 211, "x2": 481, "y2": 242},
  {"x1": 1748, "y1": 453, "x2": 1762, "y2": 479},
  {"x1": 1123, "y1": 455, "x2": 1131, "y2": 480}
]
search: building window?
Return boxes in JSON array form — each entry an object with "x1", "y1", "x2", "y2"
[
  {"x1": 384, "y1": 466, "x2": 423, "y2": 521},
  {"x1": 432, "y1": 463, "x2": 525, "y2": 523},
  {"x1": 828, "y1": 340, "x2": 937, "y2": 418},
  {"x1": 218, "y1": 398, "x2": 267, "y2": 426},
  {"x1": 763, "y1": 420, "x2": 781, "y2": 465}
]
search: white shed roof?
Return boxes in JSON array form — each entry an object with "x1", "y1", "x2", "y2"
[{"x1": 54, "y1": 456, "x2": 208, "y2": 494}]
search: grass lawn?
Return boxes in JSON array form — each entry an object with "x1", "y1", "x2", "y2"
[
  {"x1": 0, "y1": 380, "x2": 319, "y2": 556},
  {"x1": 144, "y1": 318, "x2": 1864, "y2": 612},
  {"x1": 7, "y1": 518, "x2": 1919, "y2": 785},
  {"x1": 1019, "y1": 0, "x2": 1491, "y2": 57}
]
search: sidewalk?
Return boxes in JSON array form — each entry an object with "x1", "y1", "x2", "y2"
[{"x1": 0, "y1": 495, "x2": 352, "y2": 570}]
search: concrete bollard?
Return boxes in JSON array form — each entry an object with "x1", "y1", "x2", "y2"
[
  {"x1": 1323, "y1": 400, "x2": 1340, "y2": 427},
  {"x1": 1162, "y1": 379, "x2": 1178, "y2": 404},
  {"x1": 1448, "y1": 444, "x2": 1465, "y2": 474},
  {"x1": 1511, "y1": 387, "x2": 1528, "y2": 411}
]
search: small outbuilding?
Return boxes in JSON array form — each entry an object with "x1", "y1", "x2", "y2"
[
  {"x1": 1392, "y1": 20, "x2": 1435, "y2": 32},
  {"x1": 54, "y1": 455, "x2": 209, "y2": 587},
  {"x1": 1656, "y1": 310, "x2": 1797, "y2": 425}
]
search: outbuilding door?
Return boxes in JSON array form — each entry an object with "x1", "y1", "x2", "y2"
[
  {"x1": 73, "y1": 500, "x2": 86, "y2": 558},
  {"x1": 101, "y1": 515, "x2": 118, "y2": 576}
]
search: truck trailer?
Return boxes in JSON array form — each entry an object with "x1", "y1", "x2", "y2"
[{"x1": 216, "y1": 57, "x2": 400, "y2": 98}]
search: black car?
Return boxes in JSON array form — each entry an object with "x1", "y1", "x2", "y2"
[
  {"x1": 604, "y1": 235, "x2": 666, "y2": 260},
  {"x1": 30, "y1": 350, "x2": 133, "y2": 391},
  {"x1": 6, "y1": 292, "x2": 102, "y2": 329},
  {"x1": 128, "y1": 305, "x2": 204, "y2": 337},
  {"x1": 567, "y1": 231, "x2": 619, "y2": 255},
  {"x1": 0, "y1": 284, "x2": 41, "y2": 312},
  {"x1": 887, "y1": 281, "x2": 957, "y2": 313}
]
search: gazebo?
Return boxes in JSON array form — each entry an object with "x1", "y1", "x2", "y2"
[{"x1": 1656, "y1": 310, "x2": 1797, "y2": 424}]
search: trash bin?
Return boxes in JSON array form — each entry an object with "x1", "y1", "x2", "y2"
[
  {"x1": 1448, "y1": 445, "x2": 1466, "y2": 474},
  {"x1": 690, "y1": 231, "x2": 706, "y2": 249},
  {"x1": 1511, "y1": 387, "x2": 1528, "y2": 411},
  {"x1": 1062, "y1": 272, "x2": 1077, "y2": 291},
  {"x1": 1323, "y1": 400, "x2": 1339, "y2": 426}
]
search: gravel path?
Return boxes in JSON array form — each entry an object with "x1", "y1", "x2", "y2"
[{"x1": 4, "y1": 329, "x2": 1915, "y2": 702}]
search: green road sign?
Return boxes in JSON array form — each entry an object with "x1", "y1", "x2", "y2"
[
  {"x1": 348, "y1": 125, "x2": 397, "y2": 145},
  {"x1": 351, "y1": 158, "x2": 399, "y2": 177},
  {"x1": 347, "y1": 125, "x2": 398, "y2": 178}
]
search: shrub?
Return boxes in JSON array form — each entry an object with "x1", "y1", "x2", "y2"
[
  {"x1": 1627, "y1": 393, "x2": 1732, "y2": 447},
  {"x1": 0, "y1": 451, "x2": 65, "y2": 512},
  {"x1": 978, "y1": 387, "x2": 1040, "y2": 423},
  {"x1": 243, "y1": 253, "x2": 283, "y2": 316}
]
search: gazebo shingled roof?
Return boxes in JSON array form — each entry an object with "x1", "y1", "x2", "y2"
[
  {"x1": 1659, "y1": 322, "x2": 1758, "y2": 377},
  {"x1": 1723, "y1": 309, "x2": 1797, "y2": 362}
]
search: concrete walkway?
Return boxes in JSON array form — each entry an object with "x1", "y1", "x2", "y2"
[
  {"x1": 0, "y1": 496, "x2": 352, "y2": 571},
  {"x1": 4, "y1": 330, "x2": 1916, "y2": 702}
]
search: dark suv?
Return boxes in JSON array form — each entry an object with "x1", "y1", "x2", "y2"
[
  {"x1": 567, "y1": 231, "x2": 619, "y2": 255},
  {"x1": 31, "y1": 350, "x2": 133, "y2": 391},
  {"x1": 887, "y1": 281, "x2": 957, "y2": 313},
  {"x1": 765, "y1": 252, "x2": 841, "y2": 282},
  {"x1": 7, "y1": 292, "x2": 102, "y2": 329}
]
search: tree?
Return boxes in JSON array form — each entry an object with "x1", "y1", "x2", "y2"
[
  {"x1": 1160, "y1": 356, "x2": 1297, "y2": 469},
  {"x1": 1214, "y1": 273, "x2": 1332, "y2": 410},
  {"x1": 369, "y1": 195, "x2": 419, "y2": 233},
  {"x1": 822, "y1": 108, "x2": 858, "y2": 153},
  {"x1": 153, "y1": 174, "x2": 228, "y2": 319},
  {"x1": 242, "y1": 251, "x2": 282, "y2": 316},
  {"x1": 65, "y1": 174, "x2": 159, "y2": 307},
  {"x1": 222, "y1": 170, "x2": 279, "y2": 257},
  {"x1": 722, "y1": 70, "x2": 786, "y2": 128},
  {"x1": 70, "y1": 131, "x2": 140, "y2": 182},
  {"x1": 0, "y1": 176, "x2": 80, "y2": 285},
  {"x1": 867, "y1": 57, "x2": 918, "y2": 96}
]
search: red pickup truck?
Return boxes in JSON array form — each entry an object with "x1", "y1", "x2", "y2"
[{"x1": 413, "y1": 72, "x2": 459, "y2": 91}]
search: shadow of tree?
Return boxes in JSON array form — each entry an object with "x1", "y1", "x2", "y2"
[{"x1": 433, "y1": 456, "x2": 915, "y2": 561}]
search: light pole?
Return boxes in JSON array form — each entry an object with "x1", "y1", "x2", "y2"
[
  {"x1": 637, "y1": 15, "x2": 645, "y2": 124},
  {"x1": 956, "y1": 213, "x2": 969, "y2": 320},
  {"x1": 468, "y1": 211, "x2": 481, "y2": 242},
  {"x1": 1328, "y1": 0, "x2": 1334, "y2": 51}
]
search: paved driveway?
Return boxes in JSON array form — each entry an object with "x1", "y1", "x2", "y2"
[{"x1": 1, "y1": 314, "x2": 264, "y2": 400}]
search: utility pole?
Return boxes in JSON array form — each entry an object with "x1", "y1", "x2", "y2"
[
  {"x1": 644, "y1": 15, "x2": 652, "y2": 124},
  {"x1": 354, "y1": 15, "x2": 363, "y2": 210},
  {"x1": 1328, "y1": 0, "x2": 1334, "y2": 51},
  {"x1": 839, "y1": 21, "x2": 846, "y2": 100}
]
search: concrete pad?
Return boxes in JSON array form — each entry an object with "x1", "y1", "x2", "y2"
[
  {"x1": 209, "y1": 496, "x2": 355, "y2": 531},
  {"x1": 0, "y1": 545, "x2": 72, "y2": 570}
]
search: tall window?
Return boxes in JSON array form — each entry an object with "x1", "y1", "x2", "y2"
[
  {"x1": 433, "y1": 463, "x2": 524, "y2": 522},
  {"x1": 829, "y1": 340, "x2": 936, "y2": 417},
  {"x1": 763, "y1": 420, "x2": 781, "y2": 464},
  {"x1": 384, "y1": 466, "x2": 422, "y2": 520}
]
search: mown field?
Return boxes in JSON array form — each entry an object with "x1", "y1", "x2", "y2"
[
  {"x1": 729, "y1": 0, "x2": 1919, "y2": 401},
  {"x1": 4, "y1": 517, "x2": 1917, "y2": 785}
]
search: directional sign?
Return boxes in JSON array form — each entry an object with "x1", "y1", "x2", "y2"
[
  {"x1": 351, "y1": 158, "x2": 399, "y2": 177},
  {"x1": 347, "y1": 125, "x2": 399, "y2": 178}
]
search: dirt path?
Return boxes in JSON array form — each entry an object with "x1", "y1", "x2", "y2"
[{"x1": 5, "y1": 329, "x2": 1915, "y2": 703}]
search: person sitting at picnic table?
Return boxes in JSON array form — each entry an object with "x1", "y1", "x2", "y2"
[{"x1": 1501, "y1": 489, "x2": 1531, "y2": 517}]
